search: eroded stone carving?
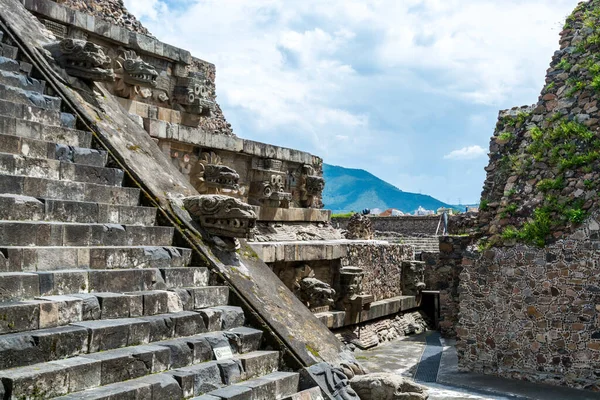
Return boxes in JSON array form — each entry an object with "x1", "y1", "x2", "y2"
[
  {"x1": 250, "y1": 158, "x2": 292, "y2": 208},
  {"x1": 249, "y1": 173, "x2": 292, "y2": 208},
  {"x1": 173, "y1": 73, "x2": 215, "y2": 116},
  {"x1": 299, "y1": 165, "x2": 325, "y2": 208},
  {"x1": 336, "y1": 266, "x2": 373, "y2": 325},
  {"x1": 114, "y1": 50, "x2": 158, "y2": 98},
  {"x1": 298, "y1": 277, "x2": 336, "y2": 310},
  {"x1": 44, "y1": 39, "x2": 115, "y2": 81},
  {"x1": 307, "y1": 363, "x2": 360, "y2": 400},
  {"x1": 345, "y1": 213, "x2": 374, "y2": 240},
  {"x1": 401, "y1": 261, "x2": 426, "y2": 298},
  {"x1": 183, "y1": 195, "x2": 256, "y2": 238},
  {"x1": 350, "y1": 373, "x2": 429, "y2": 400},
  {"x1": 191, "y1": 152, "x2": 240, "y2": 194}
]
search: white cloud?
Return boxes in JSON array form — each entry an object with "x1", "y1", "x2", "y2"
[
  {"x1": 444, "y1": 145, "x2": 487, "y2": 160},
  {"x1": 123, "y1": 0, "x2": 166, "y2": 21}
]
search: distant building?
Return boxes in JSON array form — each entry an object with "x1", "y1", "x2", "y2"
[
  {"x1": 379, "y1": 208, "x2": 404, "y2": 217},
  {"x1": 370, "y1": 208, "x2": 383, "y2": 216},
  {"x1": 414, "y1": 206, "x2": 434, "y2": 216}
]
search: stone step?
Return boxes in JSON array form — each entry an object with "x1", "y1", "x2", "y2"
[
  {"x1": 0, "y1": 55, "x2": 32, "y2": 77},
  {"x1": 0, "y1": 175, "x2": 140, "y2": 206},
  {"x1": 48, "y1": 349, "x2": 279, "y2": 400},
  {"x1": 0, "y1": 114, "x2": 92, "y2": 147},
  {"x1": 0, "y1": 306, "x2": 244, "y2": 370},
  {"x1": 0, "y1": 82, "x2": 61, "y2": 111},
  {"x1": 0, "y1": 69, "x2": 45, "y2": 92},
  {"x1": 0, "y1": 246, "x2": 193, "y2": 273},
  {"x1": 228, "y1": 371, "x2": 300, "y2": 400},
  {"x1": 0, "y1": 327, "x2": 263, "y2": 398},
  {"x1": 0, "y1": 55, "x2": 20, "y2": 73},
  {"x1": 0, "y1": 286, "x2": 226, "y2": 334},
  {"x1": 0, "y1": 221, "x2": 174, "y2": 247},
  {"x1": 0, "y1": 98, "x2": 75, "y2": 128},
  {"x1": 0, "y1": 133, "x2": 107, "y2": 166},
  {"x1": 0, "y1": 152, "x2": 124, "y2": 186},
  {"x1": 282, "y1": 386, "x2": 323, "y2": 400},
  {"x1": 0, "y1": 267, "x2": 221, "y2": 303},
  {"x1": 0, "y1": 43, "x2": 18, "y2": 60},
  {"x1": 0, "y1": 195, "x2": 156, "y2": 225}
]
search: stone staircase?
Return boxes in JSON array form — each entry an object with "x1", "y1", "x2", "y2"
[
  {"x1": 0, "y1": 30, "x2": 320, "y2": 400},
  {"x1": 385, "y1": 235, "x2": 440, "y2": 254}
]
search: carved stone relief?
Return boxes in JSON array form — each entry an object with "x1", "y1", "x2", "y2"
[
  {"x1": 114, "y1": 50, "x2": 158, "y2": 98},
  {"x1": 345, "y1": 213, "x2": 374, "y2": 240},
  {"x1": 183, "y1": 194, "x2": 257, "y2": 239},
  {"x1": 43, "y1": 39, "x2": 115, "y2": 81},
  {"x1": 250, "y1": 158, "x2": 292, "y2": 208},
  {"x1": 190, "y1": 152, "x2": 240, "y2": 195},
  {"x1": 306, "y1": 363, "x2": 360, "y2": 400}
]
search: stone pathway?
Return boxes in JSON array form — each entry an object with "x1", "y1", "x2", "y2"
[{"x1": 354, "y1": 331, "x2": 600, "y2": 400}]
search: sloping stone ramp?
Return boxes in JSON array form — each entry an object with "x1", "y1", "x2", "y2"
[{"x1": 0, "y1": 29, "x2": 321, "y2": 400}]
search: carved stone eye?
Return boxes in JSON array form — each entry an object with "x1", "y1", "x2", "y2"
[
  {"x1": 61, "y1": 39, "x2": 76, "y2": 52},
  {"x1": 124, "y1": 59, "x2": 136, "y2": 70},
  {"x1": 187, "y1": 91, "x2": 196, "y2": 103},
  {"x1": 194, "y1": 84, "x2": 202, "y2": 96}
]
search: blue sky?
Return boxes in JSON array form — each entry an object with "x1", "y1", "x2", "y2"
[{"x1": 124, "y1": 0, "x2": 580, "y2": 204}]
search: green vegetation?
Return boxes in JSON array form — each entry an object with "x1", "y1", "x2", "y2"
[
  {"x1": 480, "y1": 199, "x2": 489, "y2": 211},
  {"x1": 500, "y1": 203, "x2": 518, "y2": 218},
  {"x1": 556, "y1": 58, "x2": 572, "y2": 71},
  {"x1": 545, "y1": 81, "x2": 556, "y2": 91},
  {"x1": 537, "y1": 177, "x2": 565, "y2": 192},
  {"x1": 516, "y1": 111, "x2": 531, "y2": 125},
  {"x1": 566, "y1": 80, "x2": 585, "y2": 97},
  {"x1": 331, "y1": 212, "x2": 355, "y2": 218},
  {"x1": 498, "y1": 132, "x2": 513, "y2": 141},
  {"x1": 500, "y1": 118, "x2": 596, "y2": 246}
]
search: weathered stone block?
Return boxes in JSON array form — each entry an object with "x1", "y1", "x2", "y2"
[
  {"x1": 172, "y1": 361, "x2": 223, "y2": 396},
  {"x1": 32, "y1": 325, "x2": 89, "y2": 363},
  {"x1": 36, "y1": 295, "x2": 83, "y2": 325},
  {"x1": 0, "y1": 272, "x2": 39, "y2": 301},
  {"x1": 224, "y1": 327, "x2": 262, "y2": 354},
  {"x1": 264, "y1": 371, "x2": 300, "y2": 399},
  {"x1": 94, "y1": 292, "x2": 132, "y2": 319},
  {"x1": 72, "y1": 319, "x2": 150, "y2": 352},
  {"x1": 217, "y1": 359, "x2": 244, "y2": 385},
  {"x1": 38, "y1": 270, "x2": 89, "y2": 296},
  {"x1": 187, "y1": 286, "x2": 229, "y2": 309},
  {"x1": 211, "y1": 306, "x2": 245, "y2": 330},
  {"x1": 0, "y1": 301, "x2": 40, "y2": 334},
  {"x1": 208, "y1": 385, "x2": 252, "y2": 400},
  {"x1": 237, "y1": 351, "x2": 279, "y2": 380}
]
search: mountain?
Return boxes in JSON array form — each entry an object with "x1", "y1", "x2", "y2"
[{"x1": 322, "y1": 164, "x2": 455, "y2": 214}]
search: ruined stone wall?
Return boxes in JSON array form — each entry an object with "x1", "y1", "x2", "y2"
[
  {"x1": 458, "y1": 220, "x2": 600, "y2": 391},
  {"x1": 333, "y1": 215, "x2": 443, "y2": 236},
  {"x1": 336, "y1": 311, "x2": 429, "y2": 350},
  {"x1": 422, "y1": 236, "x2": 475, "y2": 338},
  {"x1": 478, "y1": 1, "x2": 600, "y2": 247},
  {"x1": 333, "y1": 214, "x2": 477, "y2": 237},
  {"x1": 460, "y1": 1, "x2": 600, "y2": 391},
  {"x1": 52, "y1": 0, "x2": 151, "y2": 36},
  {"x1": 342, "y1": 242, "x2": 414, "y2": 301}
]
